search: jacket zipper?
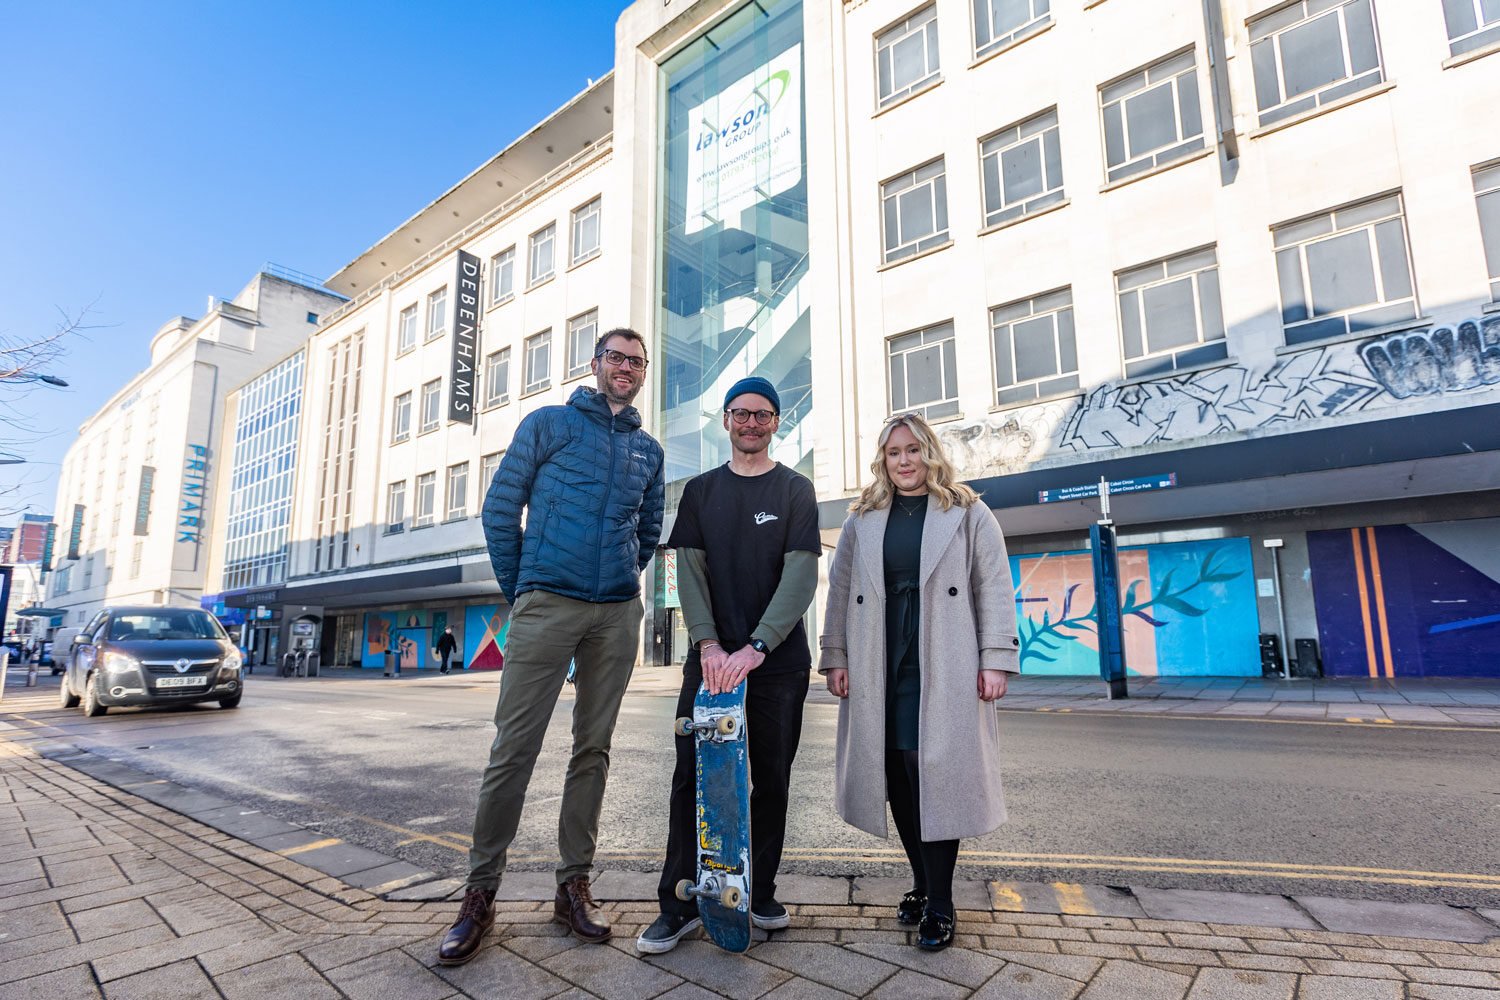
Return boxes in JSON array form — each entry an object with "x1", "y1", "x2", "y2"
[{"x1": 593, "y1": 413, "x2": 618, "y2": 600}]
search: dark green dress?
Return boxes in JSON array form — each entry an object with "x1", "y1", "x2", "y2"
[{"x1": 883, "y1": 493, "x2": 928, "y2": 751}]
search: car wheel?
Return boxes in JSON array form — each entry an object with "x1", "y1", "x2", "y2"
[
  {"x1": 59, "y1": 675, "x2": 80, "y2": 708},
  {"x1": 81, "y1": 672, "x2": 107, "y2": 717},
  {"x1": 218, "y1": 690, "x2": 243, "y2": 709}
]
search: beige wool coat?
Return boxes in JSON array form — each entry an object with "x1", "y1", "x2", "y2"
[{"x1": 818, "y1": 499, "x2": 1020, "y2": 841}]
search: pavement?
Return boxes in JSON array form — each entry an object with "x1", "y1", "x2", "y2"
[{"x1": 4, "y1": 734, "x2": 1500, "y2": 998}]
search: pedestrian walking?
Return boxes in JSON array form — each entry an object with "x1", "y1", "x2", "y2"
[
  {"x1": 435, "y1": 626, "x2": 458, "y2": 674},
  {"x1": 438, "y1": 328, "x2": 664, "y2": 966},
  {"x1": 637, "y1": 376, "x2": 821, "y2": 955},
  {"x1": 818, "y1": 412, "x2": 1020, "y2": 952}
]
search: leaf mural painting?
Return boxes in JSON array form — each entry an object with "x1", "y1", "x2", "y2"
[{"x1": 1011, "y1": 539, "x2": 1261, "y2": 677}]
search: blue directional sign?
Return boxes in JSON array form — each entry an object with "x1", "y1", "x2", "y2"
[{"x1": 1037, "y1": 473, "x2": 1177, "y2": 505}]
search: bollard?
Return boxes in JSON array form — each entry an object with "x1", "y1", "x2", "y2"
[
  {"x1": 26, "y1": 656, "x2": 37, "y2": 687},
  {"x1": 384, "y1": 648, "x2": 395, "y2": 677}
]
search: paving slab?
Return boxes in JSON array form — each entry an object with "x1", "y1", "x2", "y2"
[
  {"x1": 773, "y1": 873, "x2": 850, "y2": 905},
  {"x1": 638, "y1": 939, "x2": 792, "y2": 999},
  {"x1": 1293, "y1": 896, "x2": 1499, "y2": 943},
  {"x1": 983, "y1": 950, "x2": 1105, "y2": 982},
  {"x1": 1077, "y1": 959, "x2": 1192, "y2": 1000},
  {"x1": 591, "y1": 868, "x2": 659, "y2": 901},
  {"x1": 387, "y1": 877, "x2": 464, "y2": 902},
  {"x1": 101, "y1": 957, "x2": 220, "y2": 999},
  {"x1": 494, "y1": 869, "x2": 559, "y2": 902},
  {"x1": 991, "y1": 880, "x2": 1146, "y2": 917},
  {"x1": 752, "y1": 941, "x2": 901, "y2": 995},
  {"x1": 185, "y1": 804, "x2": 302, "y2": 841},
  {"x1": 322, "y1": 949, "x2": 457, "y2": 1000},
  {"x1": 249, "y1": 828, "x2": 331, "y2": 853},
  {"x1": 0, "y1": 963, "x2": 102, "y2": 1000},
  {"x1": 758, "y1": 977, "x2": 853, "y2": 1000},
  {"x1": 213, "y1": 954, "x2": 343, "y2": 1000},
  {"x1": 539, "y1": 937, "x2": 685, "y2": 1000},
  {"x1": 869, "y1": 968, "x2": 971, "y2": 999},
  {"x1": 342, "y1": 860, "x2": 433, "y2": 892},
  {"x1": 286, "y1": 841, "x2": 404, "y2": 879},
  {"x1": 972, "y1": 962, "x2": 1085, "y2": 1000},
  {"x1": 1185, "y1": 968, "x2": 1296, "y2": 999},
  {"x1": 847, "y1": 942, "x2": 1003, "y2": 988},
  {"x1": 1296, "y1": 977, "x2": 1404, "y2": 1000},
  {"x1": 422, "y1": 937, "x2": 574, "y2": 998},
  {"x1": 851, "y1": 874, "x2": 987, "y2": 910},
  {"x1": 1132, "y1": 889, "x2": 1319, "y2": 930}
]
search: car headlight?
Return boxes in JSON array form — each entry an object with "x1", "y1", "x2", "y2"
[
  {"x1": 221, "y1": 652, "x2": 242, "y2": 674},
  {"x1": 103, "y1": 651, "x2": 140, "y2": 673}
]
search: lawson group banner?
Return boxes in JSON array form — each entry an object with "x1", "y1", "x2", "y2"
[{"x1": 1011, "y1": 536, "x2": 1260, "y2": 677}]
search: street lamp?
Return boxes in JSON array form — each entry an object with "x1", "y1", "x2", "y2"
[{"x1": 1, "y1": 373, "x2": 69, "y2": 387}]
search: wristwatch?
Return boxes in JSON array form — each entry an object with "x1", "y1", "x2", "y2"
[{"x1": 749, "y1": 638, "x2": 770, "y2": 655}]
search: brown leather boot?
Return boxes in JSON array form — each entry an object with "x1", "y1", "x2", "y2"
[
  {"x1": 553, "y1": 875, "x2": 612, "y2": 942},
  {"x1": 437, "y1": 888, "x2": 496, "y2": 966}
]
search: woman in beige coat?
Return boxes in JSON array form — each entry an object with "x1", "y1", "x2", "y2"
[{"x1": 819, "y1": 413, "x2": 1019, "y2": 951}]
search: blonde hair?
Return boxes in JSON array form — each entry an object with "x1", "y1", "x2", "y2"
[{"x1": 850, "y1": 412, "x2": 980, "y2": 514}]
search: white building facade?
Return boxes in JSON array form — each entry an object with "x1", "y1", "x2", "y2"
[{"x1": 45, "y1": 271, "x2": 344, "y2": 628}]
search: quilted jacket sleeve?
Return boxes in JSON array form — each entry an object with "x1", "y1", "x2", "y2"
[
  {"x1": 483, "y1": 411, "x2": 548, "y2": 602},
  {"x1": 635, "y1": 443, "x2": 665, "y2": 573}
]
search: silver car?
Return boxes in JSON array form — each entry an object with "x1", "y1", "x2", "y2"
[{"x1": 60, "y1": 606, "x2": 244, "y2": 716}]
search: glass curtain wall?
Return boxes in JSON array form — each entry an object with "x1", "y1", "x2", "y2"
[{"x1": 658, "y1": 0, "x2": 811, "y2": 506}]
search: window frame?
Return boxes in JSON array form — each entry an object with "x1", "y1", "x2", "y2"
[
  {"x1": 490, "y1": 247, "x2": 516, "y2": 305},
  {"x1": 565, "y1": 309, "x2": 600, "y2": 380},
  {"x1": 1248, "y1": 0, "x2": 1385, "y2": 128},
  {"x1": 529, "y1": 223, "x2": 557, "y2": 287},
  {"x1": 445, "y1": 462, "x2": 469, "y2": 521},
  {"x1": 413, "y1": 472, "x2": 437, "y2": 528},
  {"x1": 990, "y1": 287, "x2": 1080, "y2": 407},
  {"x1": 1098, "y1": 48, "x2": 1206, "y2": 185},
  {"x1": 483, "y1": 346, "x2": 512, "y2": 408},
  {"x1": 875, "y1": 4, "x2": 942, "y2": 109},
  {"x1": 480, "y1": 451, "x2": 504, "y2": 499},
  {"x1": 397, "y1": 304, "x2": 418, "y2": 355},
  {"x1": 880, "y1": 157, "x2": 950, "y2": 264},
  {"x1": 1115, "y1": 245, "x2": 1229, "y2": 378},
  {"x1": 386, "y1": 481, "x2": 407, "y2": 533},
  {"x1": 979, "y1": 108, "x2": 1065, "y2": 229},
  {"x1": 1474, "y1": 161, "x2": 1500, "y2": 302},
  {"x1": 391, "y1": 391, "x2": 413, "y2": 444},
  {"x1": 886, "y1": 321, "x2": 960, "y2": 420},
  {"x1": 1272, "y1": 192, "x2": 1420, "y2": 347},
  {"x1": 972, "y1": 0, "x2": 1051, "y2": 62},
  {"x1": 1443, "y1": 0, "x2": 1500, "y2": 57},
  {"x1": 426, "y1": 286, "x2": 448, "y2": 341},
  {"x1": 523, "y1": 329, "x2": 552, "y2": 395},
  {"x1": 419, "y1": 378, "x2": 442, "y2": 434},
  {"x1": 570, "y1": 197, "x2": 602, "y2": 265}
]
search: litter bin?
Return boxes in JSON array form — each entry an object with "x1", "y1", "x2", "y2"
[
  {"x1": 1258, "y1": 633, "x2": 1284, "y2": 677},
  {"x1": 1292, "y1": 637, "x2": 1322, "y2": 679}
]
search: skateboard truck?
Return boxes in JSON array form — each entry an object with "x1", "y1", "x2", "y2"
[
  {"x1": 674, "y1": 874, "x2": 743, "y2": 910},
  {"x1": 673, "y1": 713, "x2": 739, "y2": 739}
]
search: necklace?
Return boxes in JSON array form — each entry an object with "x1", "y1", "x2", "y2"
[{"x1": 893, "y1": 494, "x2": 926, "y2": 517}]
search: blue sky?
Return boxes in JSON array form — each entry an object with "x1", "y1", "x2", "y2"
[{"x1": 0, "y1": 0, "x2": 626, "y2": 520}]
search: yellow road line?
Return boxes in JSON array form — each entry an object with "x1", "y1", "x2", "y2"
[
  {"x1": 282, "y1": 838, "x2": 342, "y2": 855},
  {"x1": 991, "y1": 884, "x2": 1025, "y2": 912},
  {"x1": 1051, "y1": 882, "x2": 1096, "y2": 915}
]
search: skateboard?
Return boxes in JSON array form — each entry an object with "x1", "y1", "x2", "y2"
[{"x1": 672, "y1": 680, "x2": 752, "y2": 952}]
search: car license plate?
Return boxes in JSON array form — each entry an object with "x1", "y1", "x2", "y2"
[{"x1": 156, "y1": 676, "x2": 208, "y2": 689}]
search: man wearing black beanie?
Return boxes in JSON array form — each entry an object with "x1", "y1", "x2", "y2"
[{"x1": 638, "y1": 375, "x2": 822, "y2": 953}]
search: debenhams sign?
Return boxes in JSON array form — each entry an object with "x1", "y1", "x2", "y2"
[{"x1": 448, "y1": 250, "x2": 481, "y2": 424}]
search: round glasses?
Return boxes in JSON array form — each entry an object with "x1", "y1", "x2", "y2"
[
  {"x1": 728, "y1": 408, "x2": 776, "y2": 425},
  {"x1": 596, "y1": 348, "x2": 649, "y2": 372}
]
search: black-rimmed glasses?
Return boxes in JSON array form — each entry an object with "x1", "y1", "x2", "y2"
[
  {"x1": 728, "y1": 408, "x2": 776, "y2": 425},
  {"x1": 596, "y1": 348, "x2": 649, "y2": 371}
]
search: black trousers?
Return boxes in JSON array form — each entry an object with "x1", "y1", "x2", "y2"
[
  {"x1": 658, "y1": 666, "x2": 810, "y2": 916},
  {"x1": 886, "y1": 749, "x2": 960, "y2": 914}
]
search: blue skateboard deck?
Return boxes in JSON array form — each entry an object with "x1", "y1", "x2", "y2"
[{"x1": 673, "y1": 681, "x2": 751, "y2": 953}]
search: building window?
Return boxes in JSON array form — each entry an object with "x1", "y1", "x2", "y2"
[
  {"x1": 524, "y1": 330, "x2": 552, "y2": 394},
  {"x1": 1117, "y1": 247, "x2": 1227, "y2": 378},
  {"x1": 991, "y1": 288, "x2": 1079, "y2": 406},
  {"x1": 306, "y1": 312, "x2": 319, "y2": 324},
  {"x1": 130, "y1": 540, "x2": 143, "y2": 578},
  {"x1": 566, "y1": 309, "x2": 599, "y2": 379},
  {"x1": 397, "y1": 305, "x2": 418, "y2": 354},
  {"x1": 414, "y1": 472, "x2": 436, "y2": 527},
  {"x1": 386, "y1": 481, "x2": 407, "y2": 533},
  {"x1": 1250, "y1": 0, "x2": 1383, "y2": 128},
  {"x1": 571, "y1": 198, "x2": 602, "y2": 265},
  {"x1": 876, "y1": 5, "x2": 941, "y2": 108},
  {"x1": 1474, "y1": 162, "x2": 1500, "y2": 302},
  {"x1": 888, "y1": 321, "x2": 958, "y2": 419},
  {"x1": 1443, "y1": 0, "x2": 1500, "y2": 56},
  {"x1": 480, "y1": 451, "x2": 503, "y2": 496},
  {"x1": 1274, "y1": 193, "x2": 1417, "y2": 347},
  {"x1": 529, "y1": 224, "x2": 556, "y2": 286},
  {"x1": 445, "y1": 462, "x2": 469, "y2": 520},
  {"x1": 973, "y1": 0, "x2": 1050, "y2": 60},
  {"x1": 420, "y1": 378, "x2": 442, "y2": 433},
  {"x1": 491, "y1": 247, "x2": 515, "y2": 305},
  {"x1": 392, "y1": 391, "x2": 412, "y2": 443},
  {"x1": 881, "y1": 159, "x2": 949, "y2": 264},
  {"x1": 484, "y1": 347, "x2": 511, "y2": 407},
  {"x1": 980, "y1": 109, "x2": 1064, "y2": 229},
  {"x1": 426, "y1": 287, "x2": 448, "y2": 340},
  {"x1": 315, "y1": 332, "x2": 363, "y2": 573},
  {"x1": 1100, "y1": 49, "x2": 1204, "y2": 185}
]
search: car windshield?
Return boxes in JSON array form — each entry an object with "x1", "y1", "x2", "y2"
[{"x1": 109, "y1": 612, "x2": 227, "y2": 642}]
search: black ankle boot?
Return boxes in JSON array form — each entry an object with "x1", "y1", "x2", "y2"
[
  {"x1": 896, "y1": 890, "x2": 926, "y2": 925},
  {"x1": 916, "y1": 906, "x2": 954, "y2": 951}
]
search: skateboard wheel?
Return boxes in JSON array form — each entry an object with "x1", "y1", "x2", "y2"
[
  {"x1": 720, "y1": 886, "x2": 742, "y2": 909},
  {"x1": 675, "y1": 879, "x2": 695, "y2": 902},
  {"x1": 716, "y1": 715, "x2": 737, "y2": 736},
  {"x1": 673, "y1": 717, "x2": 693, "y2": 737}
]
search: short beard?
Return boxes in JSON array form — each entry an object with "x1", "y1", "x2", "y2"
[{"x1": 596, "y1": 371, "x2": 642, "y2": 407}]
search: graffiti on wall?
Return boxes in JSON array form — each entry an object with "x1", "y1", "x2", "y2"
[
  {"x1": 464, "y1": 605, "x2": 509, "y2": 671},
  {"x1": 1012, "y1": 537, "x2": 1260, "y2": 677},
  {"x1": 939, "y1": 316, "x2": 1500, "y2": 478}
]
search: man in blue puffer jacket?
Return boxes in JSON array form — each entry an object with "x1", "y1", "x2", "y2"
[{"x1": 440, "y1": 327, "x2": 664, "y2": 966}]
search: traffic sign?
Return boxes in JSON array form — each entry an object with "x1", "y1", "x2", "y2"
[{"x1": 1037, "y1": 473, "x2": 1177, "y2": 505}]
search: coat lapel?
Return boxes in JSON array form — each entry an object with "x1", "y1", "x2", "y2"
[
  {"x1": 918, "y1": 502, "x2": 966, "y2": 588},
  {"x1": 855, "y1": 504, "x2": 890, "y2": 589}
]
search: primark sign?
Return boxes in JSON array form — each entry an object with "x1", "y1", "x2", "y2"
[
  {"x1": 179, "y1": 444, "x2": 209, "y2": 544},
  {"x1": 448, "y1": 250, "x2": 481, "y2": 424}
]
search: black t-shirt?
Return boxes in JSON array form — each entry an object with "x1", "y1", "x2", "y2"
[{"x1": 667, "y1": 463, "x2": 822, "y2": 675}]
